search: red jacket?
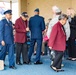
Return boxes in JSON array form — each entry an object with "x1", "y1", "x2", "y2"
[
  {"x1": 14, "y1": 17, "x2": 27, "y2": 43},
  {"x1": 48, "y1": 22, "x2": 66, "y2": 51}
]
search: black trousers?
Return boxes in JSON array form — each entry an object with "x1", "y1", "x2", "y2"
[
  {"x1": 16, "y1": 43, "x2": 28, "y2": 63},
  {"x1": 52, "y1": 51, "x2": 64, "y2": 69},
  {"x1": 68, "y1": 38, "x2": 76, "y2": 58}
]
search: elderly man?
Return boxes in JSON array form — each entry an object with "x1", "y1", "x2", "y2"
[
  {"x1": 0, "y1": 10, "x2": 16, "y2": 69},
  {"x1": 28, "y1": 8, "x2": 45, "y2": 64},
  {"x1": 15, "y1": 12, "x2": 29, "y2": 65}
]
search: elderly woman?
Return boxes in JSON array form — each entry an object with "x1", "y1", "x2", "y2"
[
  {"x1": 67, "y1": 8, "x2": 76, "y2": 61},
  {"x1": 48, "y1": 14, "x2": 68, "y2": 72}
]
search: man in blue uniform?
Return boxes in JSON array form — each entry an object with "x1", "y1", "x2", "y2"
[
  {"x1": 28, "y1": 8, "x2": 45, "y2": 64},
  {"x1": 0, "y1": 10, "x2": 16, "y2": 69}
]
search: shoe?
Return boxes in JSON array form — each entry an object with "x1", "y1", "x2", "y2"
[
  {"x1": 50, "y1": 65, "x2": 64, "y2": 72},
  {"x1": 50, "y1": 65, "x2": 57, "y2": 72},
  {"x1": 23, "y1": 62, "x2": 31, "y2": 64},
  {"x1": 66, "y1": 57, "x2": 72, "y2": 60},
  {"x1": 57, "y1": 69, "x2": 64, "y2": 72},
  {"x1": 9, "y1": 66, "x2": 17, "y2": 69},
  {"x1": 16, "y1": 62, "x2": 22, "y2": 65},
  {"x1": 34, "y1": 61, "x2": 43, "y2": 64},
  {"x1": 71, "y1": 58, "x2": 76, "y2": 61}
]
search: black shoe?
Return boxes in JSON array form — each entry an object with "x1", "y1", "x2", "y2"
[
  {"x1": 50, "y1": 65, "x2": 64, "y2": 72},
  {"x1": 9, "y1": 66, "x2": 17, "y2": 69},
  {"x1": 34, "y1": 61, "x2": 43, "y2": 65},
  {"x1": 16, "y1": 62, "x2": 22, "y2": 65},
  {"x1": 57, "y1": 69, "x2": 64, "y2": 72},
  {"x1": 66, "y1": 58, "x2": 72, "y2": 60},
  {"x1": 23, "y1": 62, "x2": 30, "y2": 64}
]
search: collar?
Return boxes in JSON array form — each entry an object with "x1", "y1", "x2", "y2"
[
  {"x1": 34, "y1": 15, "x2": 39, "y2": 16},
  {"x1": 6, "y1": 18, "x2": 10, "y2": 23}
]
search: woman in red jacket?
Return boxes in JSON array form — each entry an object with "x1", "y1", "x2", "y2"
[{"x1": 48, "y1": 14, "x2": 68, "y2": 72}]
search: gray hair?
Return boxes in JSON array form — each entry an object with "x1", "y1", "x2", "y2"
[{"x1": 59, "y1": 14, "x2": 68, "y2": 20}]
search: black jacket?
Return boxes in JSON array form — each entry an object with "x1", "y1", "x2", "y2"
[{"x1": 69, "y1": 16, "x2": 76, "y2": 39}]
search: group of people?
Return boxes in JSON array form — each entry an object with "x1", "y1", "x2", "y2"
[
  {"x1": 0, "y1": 5, "x2": 76, "y2": 72},
  {"x1": 47, "y1": 6, "x2": 76, "y2": 72},
  {"x1": 0, "y1": 8, "x2": 45, "y2": 69}
]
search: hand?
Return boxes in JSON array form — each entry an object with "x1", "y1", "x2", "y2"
[
  {"x1": 49, "y1": 47, "x2": 52, "y2": 50},
  {"x1": 1, "y1": 41, "x2": 5, "y2": 46},
  {"x1": 26, "y1": 27, "x2": 29, "y2": 31},
  {"x1": 44, "y1": 29, "x2": 47, "y2": 32}
]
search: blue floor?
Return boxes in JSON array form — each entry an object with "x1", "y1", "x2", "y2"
[{"x1": 0, "y1": 55, "x2": 76, "y2": 75}]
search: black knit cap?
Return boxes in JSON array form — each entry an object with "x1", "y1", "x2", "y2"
[{"x1": 21, "y1": 12, "x2": 28, "y2": 18}]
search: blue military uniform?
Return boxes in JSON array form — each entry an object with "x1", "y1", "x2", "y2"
[
  {"x1": 0, "y1": 10, "x2": 15, "y2": 67},
  {"x1": 28, "y1": 8, "x2": 45, "y2": 62}
]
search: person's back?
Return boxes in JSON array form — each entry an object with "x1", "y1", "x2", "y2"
[
  {"x1": 29, "y1": 15, "x2": 45, "y2": 39},
  {"x1": 28, "y1": 8, "x2": 45, "y2": 64}
]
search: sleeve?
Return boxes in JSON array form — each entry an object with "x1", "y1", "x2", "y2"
[
  {"x1": 14, "y1": 20, "x2": 26, "y2": 33},
  {"x1": 0, "y1": 21, "x2": 4, "y2": 42},
  {"x1": 64, "y1": 21, "x2": 70, "y2": 41},
  {"x1": 48, "y1": 24, "x2": 58, "y2": 48},
  {"x1": 41, "y1": 18, "x2": 45, "y2": 31}
]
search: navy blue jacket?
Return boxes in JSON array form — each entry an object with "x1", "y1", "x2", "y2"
[
  {"x1": 0, "y1": 18, "x2": 14, "y2": 44},
  {"x1": 29, "y1": 15, "x2": 45, "y2": 39}
]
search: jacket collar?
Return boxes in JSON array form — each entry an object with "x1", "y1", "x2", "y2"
[
  {"x1": 4, "y1": 18, "x2": 10, "y2": 24},
  {"x1": 34, "y1": 15, "x2": 39, "y2": 17}
]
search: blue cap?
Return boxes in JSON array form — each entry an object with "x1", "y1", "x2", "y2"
[
  {"x1": 34, "y1": 8, "x2": 39, "y2": 12},
  {"x1": 4, "y1": 10, "x2": 12, "y2": 15}
]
